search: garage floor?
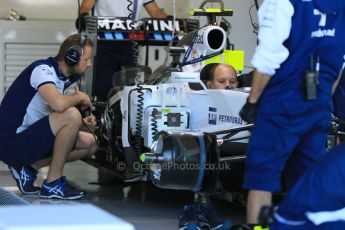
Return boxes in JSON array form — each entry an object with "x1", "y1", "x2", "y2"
[{"x1": 0, "y1": 160, "x2": 246, "y2": 230}]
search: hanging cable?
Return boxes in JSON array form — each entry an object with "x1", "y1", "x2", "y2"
[
  {"x1": 163, "y1": 0, "x2": 177, "y2": 66},
  {"x1": 150, "y1": 108, "x2": 159, "y2": 140},
  {"x1": 249, "y1": 3, "x2": 258, "y2": 35},
  {"x1": 134, "y1": 84, "x2": 144, "y2": 154},
  {"x1": 254, "y1": 0, "x2": 259, "y2": 11},
  {"x1": 127, "y1": 0, "x2": 140, "y2": 66},
  {"x1": 127, "y1": 0, "x2": 144, "y2": 154}
]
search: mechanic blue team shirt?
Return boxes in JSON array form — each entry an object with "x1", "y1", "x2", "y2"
[
  {"x1": 0, "y1": 57, "x2": 80, "y2": 137},
  {"x1": 251, "y1": 0, "x2": 345, "y2": 102}
]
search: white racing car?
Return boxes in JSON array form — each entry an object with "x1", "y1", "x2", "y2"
[{"x1": 92, "y1": 10, "x2": 252, "y2": 205}]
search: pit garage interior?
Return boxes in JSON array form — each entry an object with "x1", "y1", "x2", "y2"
[{"x1": 0, "y1": 0, "x2": 274, "y2": 229}]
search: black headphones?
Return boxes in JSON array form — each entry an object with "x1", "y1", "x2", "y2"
[{"x1": 64, "y1": 33, "x2": 87, "y2": 66}]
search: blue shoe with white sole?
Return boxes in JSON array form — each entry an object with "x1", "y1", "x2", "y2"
[
  {"x1": 40, "y1": 176, "x2": 85, "y2": 200},
  {"x1": 9, "y1": 166, "x2": 40, "y2": 195}
]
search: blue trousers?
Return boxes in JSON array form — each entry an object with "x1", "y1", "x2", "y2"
[
  {"x1": 94, "y1": 41, "x2": 137, "y2": 101},
  {"x1": 244, "y1": 95, "x2": 332, "y2": 192},
  {"x1": 0, "y1": 116, "x2": 54, "y2": 167},
  {"x1": 271, "y1": 143, "x2": 345, "y2": 229}
]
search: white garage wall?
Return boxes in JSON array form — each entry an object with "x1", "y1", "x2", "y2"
[
  {"x1": 0, "y1": 0, "x2": 78, "y2": 20},
  {"x1": 0, "y1": 0, "x2": 261, "y2": 71},
  {"x1": 0, "y1": 0, "x2": 261, "y2": 99}
]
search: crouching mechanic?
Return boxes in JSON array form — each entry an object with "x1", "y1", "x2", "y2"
[
  {"x1": 0, "y1": 34, "x2": 97, "y2": 200},
  {"x1": 268, "y1": 142, "x2": 345, "y2": 230}
]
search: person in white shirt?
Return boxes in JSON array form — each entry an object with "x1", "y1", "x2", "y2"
[{"x1": 77, "y1": 0, "x2": 168, "y2": 101}]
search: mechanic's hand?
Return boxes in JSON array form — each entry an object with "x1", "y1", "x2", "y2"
[
  {"x1": 239, "y1": 98, "x2": 258, "y2": 124},
  {"x1": 80, "y1": 115, "x2": 96, "y2": 132},
  {"x1": 83, "y1": 114, "x2": 97, "y2": 128},
  {"x1": 75, "y1": 86, "x2": 92, "y2": 111},
  {"x1": 75, "y1": 13, "x2": 88, "y2": 31}
]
